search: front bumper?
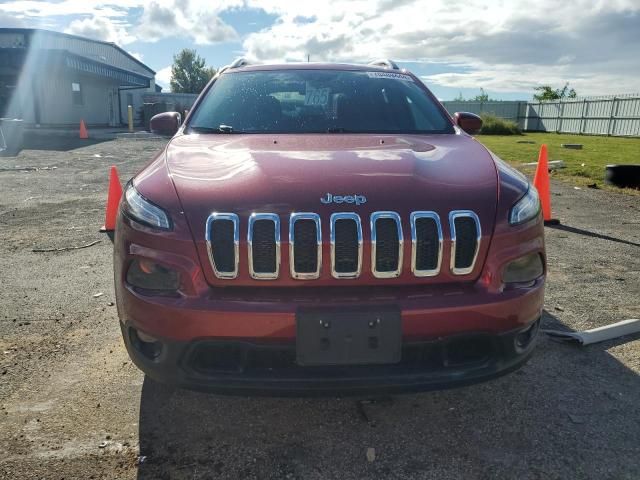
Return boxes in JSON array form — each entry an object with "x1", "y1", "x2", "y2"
[
  {"x1": 120, "y1": 319, "x2": 539, "y2": 396},
  {"x1": 114, "y1": 204, "x2": 545, "y2": 396}
]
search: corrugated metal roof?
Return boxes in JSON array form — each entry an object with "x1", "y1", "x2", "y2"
[
  {"x1": 0, "y1": 28, "x2": 155, "y2": 77},
  {"x1": 64, "y1": 51, "x2": 150, "y2": 87},
  {"x1": 0, "y1": 47, "x2": 151, "y2": 87}
]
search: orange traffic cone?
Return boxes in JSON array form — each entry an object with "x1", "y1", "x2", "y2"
[
  {"x1": 533, "y1": 144, "x2": 558, "y2": 225},
  {"x1": 100, "y1": 166, "x2": 123, "y2": 232},
  {"x1": 79, "y1": 120, "x2": 89, "y2": 139}
]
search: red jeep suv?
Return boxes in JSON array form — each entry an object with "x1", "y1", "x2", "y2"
[{"x1": 114, "y1": 59, "x2": 545, "y2": 396}]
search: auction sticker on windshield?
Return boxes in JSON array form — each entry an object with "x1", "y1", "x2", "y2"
[{"x1": 366, "y1": 71, "x2": 414, "y2": 81}]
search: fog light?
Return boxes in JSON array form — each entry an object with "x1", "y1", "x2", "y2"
[
  {"x1": 129, "y1": 328, "x2": 163, "y2": 360},
  {"x1": 503, "y1": 253, "x2": 544, "y2": 285},
  {"x1": 126, "y1": 259, "x2": 180, "y2": 291},
  {"x1": 515, "y1": 321, "x2": 539, "y2": 353},
  {"x1": 137, "y1": 330, "x2": 157, "y2": 343}
]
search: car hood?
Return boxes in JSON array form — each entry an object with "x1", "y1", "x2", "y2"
[{"x1": 164, "y1": 133, "x2": 498, "y2": 285}]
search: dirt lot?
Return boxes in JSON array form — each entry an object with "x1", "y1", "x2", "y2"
[{"x1": 1, "y1": 137, "x2": 639, "y2": 479}]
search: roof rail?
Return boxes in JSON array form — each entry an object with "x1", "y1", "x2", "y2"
[
  {"x1": 218, "y1": 57, "x2": 251, "y2": 75},
  {"x1": 367, "y1": 59, "x2": 399, "y2": 70},
  {"x1": 229, "y1": 57, "x2": 251, "y2": 69}
]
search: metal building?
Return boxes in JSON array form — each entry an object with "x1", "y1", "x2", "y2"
[{"x1": 0, "y1": 28, "x2": 157, "y2": 127}]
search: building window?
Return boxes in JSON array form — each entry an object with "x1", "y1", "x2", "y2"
[{"x1": 72, "y1": 82, "x2": 83, "y2": 106}]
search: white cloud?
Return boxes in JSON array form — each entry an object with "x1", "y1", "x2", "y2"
[
  {"x1": 65, "y1": 15, "x2": 135, "y2": 45},
  {"x1": 1, "y1": 0, "x2": 135, "y2": 18},
  {"x1": 128, "y1": 51, "x2": 144, "y2": 61},
  {"x1": 137, "y1": 0, "x2": 239, "y2": 44},
  {"x1": 155, "y1": 65, "x2": 172, "y2": 87},
  {"x1": 2, "y1": 0, "x2": 240, "y2": 46},
  {"x1": 0, "y1": 11, "x2": 26, "y2": 27},
  {"x1": 2, "y1": 0, "x2": 639, "y2": 95},
  {"x1": 422, "y1": 64, "x2": 640, "y2": 96},
  {"x1": 242, "y1": 0, "x2": 640, "y2": 95}
]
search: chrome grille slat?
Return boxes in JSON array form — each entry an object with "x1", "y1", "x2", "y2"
[
  {"x1": 330, "y1": 213, "x2": 363, "y2": 279},
  {"x1": 449, "y1": 210, "x2": 481, "y2": 275},
  {"x1": 289, "y1": 213, "x2": 322, "y2": 280},
  {"x1": 371, "y1": 211, "x2": 403, "y2": 278},
  {"x1": 248, "y1": 213, "x2": 280, "y2": 279},
  {"x1": 205, "y1": 210, "x2": 481, "y2": 280},
  {"x1": 205, "y1": 213, "x2": 239, "y2": 279},
  {"x1": 410, "y1": 211, "x2": 443, "y2": 277}
]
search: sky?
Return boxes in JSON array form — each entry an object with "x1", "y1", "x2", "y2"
[{"x1": 1, "y1": 0, "x2": 639, "y2": 100}]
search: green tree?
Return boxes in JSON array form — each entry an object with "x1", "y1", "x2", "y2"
[
  {"x1": 452, "y1": 89, "x2": 491, "y2": 102},
  {"x1": 473, "y1": 88, "x2": 490, "y2": 102},
  {"x1": 533, "y1": 83, "x2": 577, "y2": 101},
  {"x1": 169, "y1": 49, "x2": 216, "y2": 94}
]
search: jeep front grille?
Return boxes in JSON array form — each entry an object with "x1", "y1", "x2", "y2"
[
  {"x1": 248, "y1": 213, "x2": 280, "y2": 279},
  {"x1": 289, "y1": 213, "x2": 321, "y2": 279},
  {"x1": 205, "y1": 213, "x2": 239, "y2": 279},
  {"x1": 449, "y1": 211, "x2": 481, "y2": 275},
  {"x1": 330, "y1": 213, "x2": 362, "y2": 278},
  {"x1": 205, "y1": 210, "x2": 481, "y2": 280},
  {"x1": 371, "y1": 212, "x2": 403, "y2": 278},
  {"x1": 411, "y1": 212, "x2": 443, "y2": 276}
]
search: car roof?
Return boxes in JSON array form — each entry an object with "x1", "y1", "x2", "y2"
[{"x1": 222, "y1": 62, "x2": 413, "y2": 74}]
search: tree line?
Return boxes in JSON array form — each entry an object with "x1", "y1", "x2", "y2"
[{"x1": 453, "y1": 84, "x2": 578, "y2": 102}]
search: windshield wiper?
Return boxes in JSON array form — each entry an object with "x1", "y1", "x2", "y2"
[
  {"x1": 189, "y1": 126, "x2": 218, "y2": 133},
  {"x1": 189, "y1": 125, "x2": 240, "y2": 134}
]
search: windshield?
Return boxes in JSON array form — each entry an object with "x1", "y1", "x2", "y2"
[{"x1": 188, "y1": 69, "x2": 454, "y2": 134}]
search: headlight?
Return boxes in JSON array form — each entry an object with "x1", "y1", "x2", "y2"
[
  {"x1": 509, "y1": 186, "x2": 540, "y2": 225},
  {"x1": 122, "y1": 182, "x2": 172, "y2": 230},
  {"x1": 503, "y1": 253, "x2": 544, "y2": 285}
]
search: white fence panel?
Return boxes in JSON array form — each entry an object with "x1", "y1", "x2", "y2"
[{"x1": 441, "y1": 94, "x2": 640, "y2": 137}]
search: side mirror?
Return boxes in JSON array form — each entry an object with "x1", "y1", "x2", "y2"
[
  {"x1": 150, "y1": 112, "x2": 181, "y2": 136},
  {"x1": 454, "y1": 112, "x2": 482, "y2": 135}
]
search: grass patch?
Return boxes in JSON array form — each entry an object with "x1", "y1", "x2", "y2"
[
  {"x1": 479, "y1": 114, "x2": 521, "y2": 135},
  {"x1": 477, "y1": 132, "x2": 640, "y2": 192}
]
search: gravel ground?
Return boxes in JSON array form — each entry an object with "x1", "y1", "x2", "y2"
[{"x1": 0, "y1": 137, "x2": 638, "y2": 479}]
